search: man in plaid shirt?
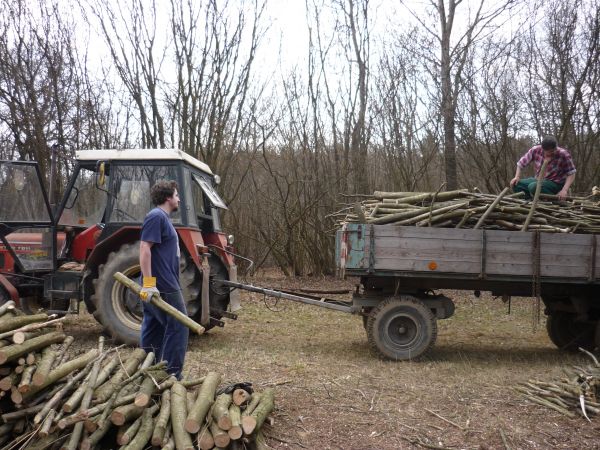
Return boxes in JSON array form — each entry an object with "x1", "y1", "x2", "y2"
[{"x1": 510, "y1": 136, "x2": 576, "y2": 200}]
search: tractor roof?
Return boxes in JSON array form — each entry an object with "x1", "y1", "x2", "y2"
[{"x1": 75, "y1": 149, "x2": 213, "y2": 175}]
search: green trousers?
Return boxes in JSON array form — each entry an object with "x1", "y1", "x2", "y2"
[{"x1": 513, "y1": 177, "x2": 563, "y2": 199}]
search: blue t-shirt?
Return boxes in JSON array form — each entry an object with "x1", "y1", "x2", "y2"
[{"x1": 140, "y1": 207, "x2": 180, "y2": 292}]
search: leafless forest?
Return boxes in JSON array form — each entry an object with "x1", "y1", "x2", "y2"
[{"x1": 0, "y1": 0, "x2": 599, "y2": 275}]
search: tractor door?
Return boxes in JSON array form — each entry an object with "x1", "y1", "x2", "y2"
[{"x1": 0, "y1": 161, "x2": 55, "y2": 273}]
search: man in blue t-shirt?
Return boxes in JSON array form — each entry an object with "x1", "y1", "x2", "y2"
[{"x1": 139, "y1": 180, "x2": 188, "y2": 379}]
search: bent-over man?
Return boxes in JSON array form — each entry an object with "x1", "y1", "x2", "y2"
[{"x1": 510, "y1": 135, "x2": 576, "y2": 200}]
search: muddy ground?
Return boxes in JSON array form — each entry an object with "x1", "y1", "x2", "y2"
[{"x1": 65, "y1": 272, "x2": 600, "y2": 449}]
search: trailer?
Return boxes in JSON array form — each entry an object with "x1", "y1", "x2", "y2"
[
  {"x1": 219, "y1": 223, "x2": 599, "y2": 360},
  {"x1": 330, "y1": 223, "x2": 600, "y2": 359}
]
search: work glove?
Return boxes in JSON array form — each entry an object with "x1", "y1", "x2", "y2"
[{"x1": 140, "y1": 276, "x2": 160, "y2": 302}]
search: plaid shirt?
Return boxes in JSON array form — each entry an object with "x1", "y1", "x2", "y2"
[{"x1": 517, "y1": 145, "x2": 576, "y2": 184}]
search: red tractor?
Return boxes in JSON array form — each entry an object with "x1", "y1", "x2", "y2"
[{"x1": 0, "y1": 149, "x2": 241, "y2": 344}]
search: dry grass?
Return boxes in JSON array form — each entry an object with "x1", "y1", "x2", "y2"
[{"x1": 63, "y1": 273, "x2": 600, "y2": 449}]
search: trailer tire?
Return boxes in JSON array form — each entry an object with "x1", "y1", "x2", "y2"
[
  {"x1": 92, "y1": 243, "x2": 143, "y2": 345},
  {"x1": 546, "y1": 313, "x2": 595, "y2": 351},
  {"x1": 367, "y1": 296, "x2": 437, "y2": 360}
]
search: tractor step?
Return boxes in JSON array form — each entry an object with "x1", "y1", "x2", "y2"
[{"x1": 47, "y1": 289, "x2": 81, "y2": 300}]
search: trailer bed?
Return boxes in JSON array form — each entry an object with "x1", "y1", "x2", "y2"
[{"x1": 338, "y1": 224, "x2": 600, "y2": 284}]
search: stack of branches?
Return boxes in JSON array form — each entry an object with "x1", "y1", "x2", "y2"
[
  {"x1": 516, "y1": 349, "x2": 600, "y2": 421},
  {"x1": 332, "y1": 188, "x2": 600, "y2": 233},
  {"x1": 0, "y1": 301, "x2": 275, "y2": 449}
]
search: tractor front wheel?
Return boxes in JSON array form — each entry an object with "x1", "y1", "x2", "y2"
[{"x1": 92, "y1": 243, "x2": 143, "y2": 345}]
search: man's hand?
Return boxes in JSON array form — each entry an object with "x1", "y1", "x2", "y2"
[
  {"x1": 140, "y1": 277, "x2": 159, "y2": 302},
  {"x1": 510, "y1": 176, "x2": 520, "y2": 188},
  {"x1": 557, "y1": 189, "x2": 569, "y2": 201}
]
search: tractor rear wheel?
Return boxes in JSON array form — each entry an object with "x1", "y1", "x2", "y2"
[
  {"x1": 92, "y1": 243, "x2": 143, "y2": 345},
  {"x1": 366, "y1": 296, "x2": 437, "y2": 360},
  {"x1": 92, "y1": 242, "x2": 230, "y2": 345}
]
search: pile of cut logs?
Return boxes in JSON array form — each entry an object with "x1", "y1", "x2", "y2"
[
  {"x1": 0, "y1": 301, "x2": 274, "y2": 449},
  {"x1": 333, "y1": 188, "x2": 600, "y2": 233},
  {"x1": 516, "y1": 350, "x2": 600, "y2": 421}
]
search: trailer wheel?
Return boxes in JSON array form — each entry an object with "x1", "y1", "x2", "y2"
[
  {"x1": 92, "y1": 243, "x2": 143, "y2": 345},
  {"x1": 367, "y1": 296, "x2": 437, "y2": 360},
  {"x1": 546, "y1": 313, "x2": 595, "y2": 351}
]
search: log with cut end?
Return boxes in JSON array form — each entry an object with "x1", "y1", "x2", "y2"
[
  {"x1": 170, "y1": 382, "x2": 194, "y2": 450},
  {"x1": 233, "y1": 388, "x2": 251, "y2": 406},
  {"x1": 124, "y1": 404, "x2": 159, "y2": 450},
  {"x1": 0, "y1": 331, "x2": 65, "y2": 365},
  {"x1": 111, "y1": 402, "x2": 145, "y2": 426},
  {"x1": 23, "y1": 348, "x2": 97, "y2": 401},
  {"x1": 245, "y1": 388, "x2": 275, "y2": 435},
  {"x1": 184, "y1": 371, "x2": 220, "y2": 433},
  {"x1": 212, "y1": 392, "x2": 233, "y2": 430},
  {"x1": 210, "y1": 419, "x2": 231, "y2": 448},
  {"x1": 134, "y1": 369, "x2": 169, "y2": 407},
  {"x1": 17, "y1": 363, "x2": 36, "y2": 393},
  {"x1": 228, "y1": 404, "x2": 243, "y2": 440},
  {"x1": 197, "y1": 423, "x2": 214, "y2": 450}
]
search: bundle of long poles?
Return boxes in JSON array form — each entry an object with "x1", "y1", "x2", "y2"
[
  {"x1": 332, "y1": 188, "x2": 600, "y2": 233},
  {"x1": 0, "y1": 302, "x2": 275, "y2": 449},
  {"x1": 515, "y1": 350, "x2": 600, "y2": 421}
]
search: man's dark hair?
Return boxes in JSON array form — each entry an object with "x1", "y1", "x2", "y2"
[
  {"x1": 541, "y1": 135, "x2": 558, "y2": 150},
  {"x1": 151, "y1": 180, "x2": 178, "y2": 206}
]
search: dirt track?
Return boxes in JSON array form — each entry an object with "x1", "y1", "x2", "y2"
[{"x1": 65, "y1": 273, "x2": 600, "y2": 449}]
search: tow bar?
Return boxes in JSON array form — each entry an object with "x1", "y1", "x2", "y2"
[{"x1": 214, "y1": 279, "x2": 356, "y2": 314}]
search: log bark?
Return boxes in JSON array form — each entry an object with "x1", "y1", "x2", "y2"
[
  {"x1": 0, "y1": 313, "x2": 48, "y2": 334},
  {"x1": 124, "y1": 404, "x2": 158, "y2": 450},
  {"x1": 184, "y1": 371, "x2": 221, "y2": 433},
  {"x1": 0, "y1": 331, "x2": 65, "y2": 365},
  {"x1": 53, "y1": 335, "x2": 74, "y2": 367},
  {"x1": 228, "y1": 404, "x2": 243, "y2": 440},
  {"x1": 134, "y1": 369, "x2": 169, "y2": 407},
  {"x1": 170, "y1": 382, "x2": 194, "y2": 450},
  {"x1": 212, "y1": 393, "x2": 233, "y2": 430},
  {"x1": 94, "y1": 348, "x2": 146, "y2": 403},
  {"x1": 522, "y1": 160, "x2": 549, "y2": 232},
  {"x1": 23, "y1": 348, "x2": 97, "y2": 401},
  {"x1": 151, "y1": 389, "x2": 170, "y2": 446},
  {"x1": 248, "y1": 388, "x2": 275, "y2": 434}
]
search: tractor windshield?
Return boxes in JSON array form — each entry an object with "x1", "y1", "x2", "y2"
[{"x1": 59, "y1": 166, "x2": 108, "y2": 227}]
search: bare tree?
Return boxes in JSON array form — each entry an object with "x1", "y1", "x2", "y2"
[{"x1": 400, "y1": 0, "x2": 517, "y2": 190}]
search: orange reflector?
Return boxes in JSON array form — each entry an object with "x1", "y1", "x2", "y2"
[{"x1": 428, "y1": 261, "x2": 438, "y2": 270}]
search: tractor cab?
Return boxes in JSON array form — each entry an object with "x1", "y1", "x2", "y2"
[{"x1": 0, "y1": 149, "x2": 237, "y2": 344}]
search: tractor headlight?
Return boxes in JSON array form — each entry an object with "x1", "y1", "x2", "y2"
[
  {"x1": 227, "y1": 234, "x2": 235, "y2": 246},
  {"x1": 214, "y1": 174, "x2": 221, "y2": 185}
]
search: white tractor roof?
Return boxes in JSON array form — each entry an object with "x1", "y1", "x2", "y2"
[{"x1": 75, "y1": 149, "x2": 213, "y2": 175}]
